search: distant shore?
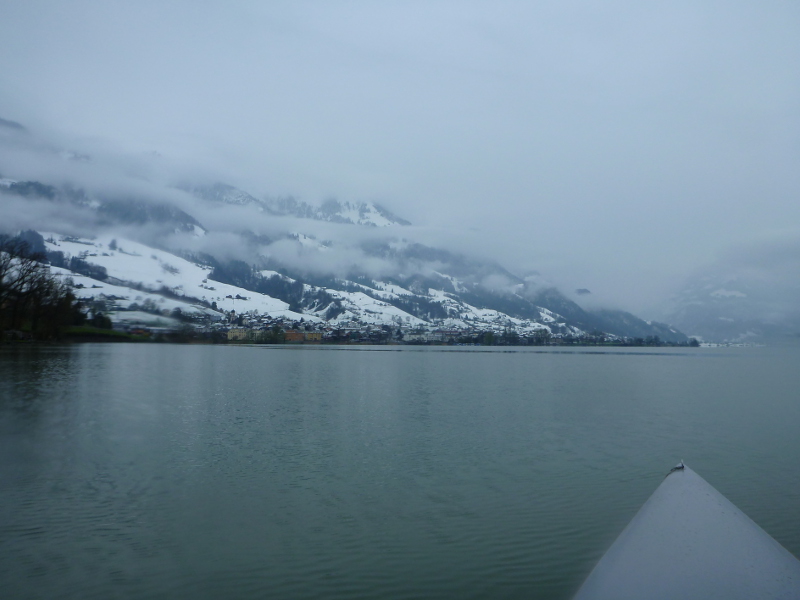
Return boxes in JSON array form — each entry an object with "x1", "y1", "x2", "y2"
[{"x1": 2, "y1": 327, "x2": 707, "y2": 348}]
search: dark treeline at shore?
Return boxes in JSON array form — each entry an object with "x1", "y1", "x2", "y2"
[{"x1": 0, "y1": 235, "x2": 109, "y2": 340}]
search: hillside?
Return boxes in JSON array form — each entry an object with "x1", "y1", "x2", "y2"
[
  {"x1": 1, "y1": 138, "x2": 688, "y2": 341},
  {"x1": 11, "y1": 227, "x2": 688, "y2": 343}
]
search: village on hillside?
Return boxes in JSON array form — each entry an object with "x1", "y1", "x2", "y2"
[{"x1": 94, "y1": 296, "x2": 690, "y2": 347}]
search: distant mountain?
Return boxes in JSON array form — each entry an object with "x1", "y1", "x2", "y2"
[
  {"x1": 96, "y1": 199, "x2": 205, "y2": 234},
  {"x1": 262, "y1": 196, "x2": 411, "y2": 227},
  {"x1": 8, "y1": 226, "x2": 682, "y2": 341},
  {"x1": 180, "y1": 182, "x2": 263, "y2": 208},
  {"x1": 2, "y1": 171, "x2": 688, "y2": 341},
  {"x1": 527, "y1": 288, "x2": 687, "y2": 343},
  {"x1": 590, "y1": 309, "x2": 686, "y2": 342},
  {"x1": 666, "y1": 271, "x2": 800, "y2": 343},
  {"x1": 182, "y1": 181, "x2": 409, "y2": 227},
  {"x1": 3, "y1": 179, "x2": 205, "y2": 235},
  {"x1": 204, "y1": 236, "x2": 686, "y2": 340},
  {"x1": 1, "y1": 179, "x2": 57, "y2": 199}
]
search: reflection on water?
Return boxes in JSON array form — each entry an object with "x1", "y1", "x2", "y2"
[{"x1": 1, "y1": 343, "x2": 799, "y2": 599}]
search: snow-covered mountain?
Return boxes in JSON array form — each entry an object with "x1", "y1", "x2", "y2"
[
  {"x1": 1, "y1": 124, "x2": 688, "y2": 341},
  {"x1": 183, "y1": 182, "x2": 410, "y2": 227},
  {"x1": 8, "y1": 225, "x2": 685, "y2": 342},
  {"x1": 28, "y1": 231, "x2": 580, "y2": 336},
  {"x1": 2, "y1": 193, "x2": 688, "y2": 340}
]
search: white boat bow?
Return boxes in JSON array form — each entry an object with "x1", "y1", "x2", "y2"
[{"x1": 574, "y1": 463, "x2": 800, "y2": 599}]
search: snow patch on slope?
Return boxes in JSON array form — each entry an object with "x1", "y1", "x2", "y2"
[{"x1": 43, "y1": 233, "x2": 311, "y2": 320}]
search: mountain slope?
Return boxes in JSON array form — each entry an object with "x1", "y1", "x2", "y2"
[
  {"x1": 41, "y1": 233, "x2": 308, "y2": 320},
  {"x1": 1, "y1": 163, "x2": 691, "y2": 340},
  {"x1": 262, "y1": 196, "x2": 411, "y2": 226}
]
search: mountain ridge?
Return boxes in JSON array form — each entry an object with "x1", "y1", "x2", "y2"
[{"x1": 2, "y1": 170, "x2": 688, "y2": 341}]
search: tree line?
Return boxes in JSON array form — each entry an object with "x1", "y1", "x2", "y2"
[{"x1": 0, "y1": 235, "x2": 97, "y2": 340}]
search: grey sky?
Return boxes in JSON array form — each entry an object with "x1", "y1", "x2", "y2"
[{"x1": 1, "y1": 1, "x2": 799, "y2": 316}]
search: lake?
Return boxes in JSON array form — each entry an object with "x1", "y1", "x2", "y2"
[{"x1": 1, "y1": 343, "x2": 799, "y2": 599}]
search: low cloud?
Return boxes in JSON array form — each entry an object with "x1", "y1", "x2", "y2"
[{"x1": 0, "y1": 193, "x2": 97, "y2": 236}]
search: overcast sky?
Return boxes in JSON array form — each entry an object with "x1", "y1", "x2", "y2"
[{"x1": 1, "y1": 1, "x2": 799, "y2": 316}]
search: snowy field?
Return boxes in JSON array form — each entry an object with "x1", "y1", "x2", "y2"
[{"x1": 44, "y1": 233, "x2": 307, "y2": 320}]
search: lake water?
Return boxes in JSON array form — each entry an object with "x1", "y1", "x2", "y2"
[{"x1": 1, "y1": 343, "x2": 799, "y2": 599}]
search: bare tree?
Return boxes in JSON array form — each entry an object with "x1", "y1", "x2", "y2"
[{"x1": 1, "y1": 236, "x2": 84, "y2": 337}]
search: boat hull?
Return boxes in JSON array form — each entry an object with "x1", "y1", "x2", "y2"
[{"x1": 574, "y1": 465, "x2": 800, "y2": 599}]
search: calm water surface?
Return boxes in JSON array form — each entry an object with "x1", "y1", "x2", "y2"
[{"x1": 1, "y1": 343, "x2": 799, "y2": 599}]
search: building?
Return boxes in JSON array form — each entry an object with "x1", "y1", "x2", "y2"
[
  {"x1": 227, "y1": 328, "x2": 249, "y2": 341},
  {"x1": 284, "y1": 330, "x2": 305, "y2": 343}
]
